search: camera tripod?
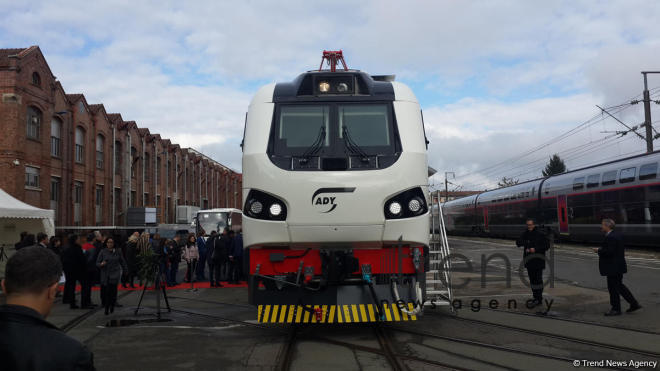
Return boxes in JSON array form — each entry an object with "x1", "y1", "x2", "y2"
[{"x1": 134, "y1": 264, "x2": 171, "y2": 320}]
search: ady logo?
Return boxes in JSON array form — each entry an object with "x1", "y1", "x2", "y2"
[{"x1": 311, "y1": 187, "x2": 356, "y2": 213}]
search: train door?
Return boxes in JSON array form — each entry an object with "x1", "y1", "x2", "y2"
[
  {"x1": 557, "y1": 195, "x2": 569, "y2": 234},
  {"x1": 483, "y1": 207, "x2": 489, "y2": 232}
]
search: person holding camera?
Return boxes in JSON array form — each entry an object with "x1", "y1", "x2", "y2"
[{"x1": 516, "y1": 218, "x2": 549, "y2": 307}]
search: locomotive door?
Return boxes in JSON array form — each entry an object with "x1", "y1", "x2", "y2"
[{"x1": 557, "y1": 195, "x2": 569, "y2": 234}]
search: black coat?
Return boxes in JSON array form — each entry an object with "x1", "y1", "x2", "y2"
[
  {"x1": 516, "y1": 227, "x2": 549, "y2": 270},
  {"x1": 0, "y1": 304, "x2": 95, "y2": 371},
  {"x1": 210, "y1": 235, "x2": 230, "y2": 263},
  {"x1": 598, "y1": 231, "x2": 628, "y2": 276},
  {"x1": 60, "y1": 244, "x2": 86, "y2": 278}
]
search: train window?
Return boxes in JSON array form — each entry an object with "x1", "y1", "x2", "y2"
[
  {"x1": 619, "y1": 167, "x2": 636, "y2": 183},
  {"x1": 338, "y1": 104, "x2": 390, "y2": 146},
  {"x1": 573, "y1": 177, "x2": 585, "y2": 190},
  {"x1": 602, "y1": 170, "x2": 617, "y2": 185},
  {"x1": 639, "y1": 163, "x2": 658, "y2": 180},
  {"x1": 586, "y1": 174, "x2": 600, "y2": 188},
  {"x1": 278, "y1": 105, "x2": 330, "y2": 148}
]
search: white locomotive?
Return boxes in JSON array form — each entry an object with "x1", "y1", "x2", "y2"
[{"x1": 242, "y1": 51, "x2": 431, "y2": 323}]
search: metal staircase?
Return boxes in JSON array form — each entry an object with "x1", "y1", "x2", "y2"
[{"x1": 425, "y1": 190, "x2": 453, "y2": 309}]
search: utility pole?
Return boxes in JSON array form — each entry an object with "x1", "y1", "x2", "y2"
[
  {"x1": 642, "y1": 71, "x2": 660, "y2": 153},
  {"x1": 444, "y1": 172, "x2": 455, "y2": 203}
]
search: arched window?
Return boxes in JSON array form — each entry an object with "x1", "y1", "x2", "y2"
[
  {"x1": 32, "y1": 72, "x2": 41, "y2": 86},
  {"x1": 96, "y1": 134, "x2": 104, "y2": 169},
  {"x1": 144, "y1": 152, "x2": 150, "y2": 181},
  {"x1": 27, "y1": 106, "x2": 41, "y2": 140},
  {"x1": 131, "y1": 147, "x2": 137, "y2": 178},
  {"x1": 50, "y1": 117, "x2": 62, "y2": 157},
  {"x1": 75, "y1": 127, "x2": 85, "y2": 163},
  {"x1": 114, "y1": 141, "x2": 122, "y2": 174}
]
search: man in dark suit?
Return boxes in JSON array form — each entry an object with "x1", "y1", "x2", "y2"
[
  {"x1": 593, "y1": 218, "x2": 641, "y2": 316},
  {"x1": 516, "y1": 218, "x2": 549, "y2": 306},
  {"x1": 0, "y1": 247, "x2": 95, "y2": 370}
]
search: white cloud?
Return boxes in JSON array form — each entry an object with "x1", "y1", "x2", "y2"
[{"x1": 2, "y1": 0, "x2": 660, "y2": 176}]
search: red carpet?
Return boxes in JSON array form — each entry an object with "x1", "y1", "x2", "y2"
[{"x1": 58, "y1": 281, "x2": 248, "y2": 292}]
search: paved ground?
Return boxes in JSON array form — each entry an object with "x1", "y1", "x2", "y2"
[{"x1": 1, "y1": 238, "x2": 658, "y2": 370}]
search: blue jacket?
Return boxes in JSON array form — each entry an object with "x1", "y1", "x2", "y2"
[{"x1": 231, "y1": 234, "x2": 243, "y2": 258}]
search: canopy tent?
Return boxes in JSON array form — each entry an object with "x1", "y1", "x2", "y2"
[{"x1": 0, "y1": 188, "x2": 55, "y2": 245}]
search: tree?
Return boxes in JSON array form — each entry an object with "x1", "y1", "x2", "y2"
[
  {"x1": 542, "y1": 154, "x2": 567, "y2": 176},
  {"x1": 497, "y1": 176, "x2": 519, "y2": 188}
]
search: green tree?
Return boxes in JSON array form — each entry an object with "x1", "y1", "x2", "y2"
[
  {"x1": 542, "y1": 154, "x2": 567, "y2": 176},
  {"x1": 497, "y1": 176, "x2": 519, "y2": 188}
]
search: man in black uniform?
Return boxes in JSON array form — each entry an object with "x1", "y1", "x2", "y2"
[
  {"x1": 0, "y1": 247, "x2": 95, "y2": 370},
  {"x1": 516, "y1": 218, "x2": 549, "y2": 306},
  {"x1": 593, "y1": 218, "x2": 641, "y2": 316}
]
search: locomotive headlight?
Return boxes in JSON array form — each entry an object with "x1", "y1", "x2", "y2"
[
  {"x1": 388, "y1": 201, "x2": 402, "y2": 216},
  {"x1": 249, "y1": 200, "x2": 263, "y2": 215},
  {"x1": 408, "y1": 198, "x2": 422, "y2": 213},
  {"x1": 337, "y1": 82, "x2": 349, "y2": 92},
  {"x1": 384, "y1": 187, "x2": 428, "y2": 219},
  {"x1": 318, "y1": 81, "x2": 330, "y2": 93},
  {"x1": 269, "y1": 203, "x2": 282, "y2": 216}
]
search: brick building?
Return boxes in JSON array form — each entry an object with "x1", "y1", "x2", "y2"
[{"x1": 0, "y1": 46, "x2": 242, "y2": 227}]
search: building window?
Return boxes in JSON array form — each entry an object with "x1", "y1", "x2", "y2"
[
  {"x1": 96, "y1": 135, "x2": 104, "y2": 169},
  {"x1": 75, "y1": 127, "x2": 85, "y2": 163},
  {"x1": 157, "y1": 157, "x2": 162, "y2": 185},
  {"x1": 51, "y1": 118, "x2": 62, "y2": 157},
  {"x1": 114, "y1": 188, "x2": 121, "y2": 224},
  {"x1": 32, "y1": 72, "x2": 41, "y2": 86},
  {"x1": 144, "y1": 153, "x2": 150, "y2": 182},
  {"x1": 131, "y1": 190, "x2": 136, "y2": 207},
  {"x1": 27, "y1": 106, "x2": 41, "y2": 140},
  {"x1": 95, "y1": 185, "x2": 103, "y2": 225},
  {"x1": 144, "y1": 192, "x2": 149, "y2": 206},
  {"x1": 131, "y1": 147, "x2": 137, "y2": 178},
  {"x1": 74, "y1": 182, "x2": 83, "y2": 226},
  {"x1": 115, "y1": 141, "x2": 122, "y2": 174},
  {"x1": 50, "y1": 178, "x2": 60, "y2": 222},
  {"x1": 25, "y1": 166, "x2": 40, "y2": 188}
]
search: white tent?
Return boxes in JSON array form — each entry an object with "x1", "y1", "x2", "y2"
[{"x1": 0, "y1": 188, "x2": 55, "y2": 245}]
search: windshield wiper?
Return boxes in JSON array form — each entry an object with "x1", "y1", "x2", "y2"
[
  {"x1": 343, "y1": 126, "x2": 370, "y2": 163},
  {"x1": 299, "y1": 126, "x2": 326, "y2": 164}
]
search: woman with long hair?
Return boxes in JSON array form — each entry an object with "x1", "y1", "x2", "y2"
[
  {"x1": 183, "y1": 233, "x2": 199, "y2": 283},
  {"x1": 96, "y1": 237, "x2": 127, "y2": 315}
]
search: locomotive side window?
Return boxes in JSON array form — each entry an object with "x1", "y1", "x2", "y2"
[
  {"x1": 278, "y1": 105, "x2": 329, "y2": 148},
  {"x1": 619, "y1": 167, "x2": 636, "y2": 183},
  {"x1": 573, "y1": 177, "x2": 585, "y2": 190},
  {"x1": 338, "y1": 104, "x2": 390, "y2": 146},
  {"x1": 602, "y1": 170, "x2": 617, "y2": 185},
  {"x1": 586, "y1": 174, "x2": 600, "y2": 188},
  {"x1": 639, "y1": 162, "x2": 658, "y2": 180}
]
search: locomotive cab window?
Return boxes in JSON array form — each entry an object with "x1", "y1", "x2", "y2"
[
  {"x1": 268, "y1": 102, "x2": 400, "y2": 171},
  {"x1": 619, "y1": 167, "x2": 636, "y2": 183},
  {"x1": 639, "y1": 163, "x2": 658, "y2": 180}
]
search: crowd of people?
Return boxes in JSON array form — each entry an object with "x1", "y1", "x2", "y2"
[{"x1": 11, "y1": 227, "x2": 244, "y2": 315}]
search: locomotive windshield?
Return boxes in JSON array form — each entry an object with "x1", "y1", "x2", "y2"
[{"x1": 269, "y1": 103, "x2": 400, "y2": 171}]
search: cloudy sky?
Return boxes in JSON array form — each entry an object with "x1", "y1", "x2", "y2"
[{"x1": 2, "y1": 1, "x2": 660, "y2": 189}]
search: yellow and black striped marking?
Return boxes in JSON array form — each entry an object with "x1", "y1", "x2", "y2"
[{"x1": 257, "y1": 303, "x2": 417, "y2": 323}]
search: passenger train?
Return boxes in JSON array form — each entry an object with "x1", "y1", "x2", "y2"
[
  {"x1": 241, "y1": 52, "x2": 431, "y2": 323},
  {"x1": 442, "y1": 151, "x2": 660, "y2": 247}
]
